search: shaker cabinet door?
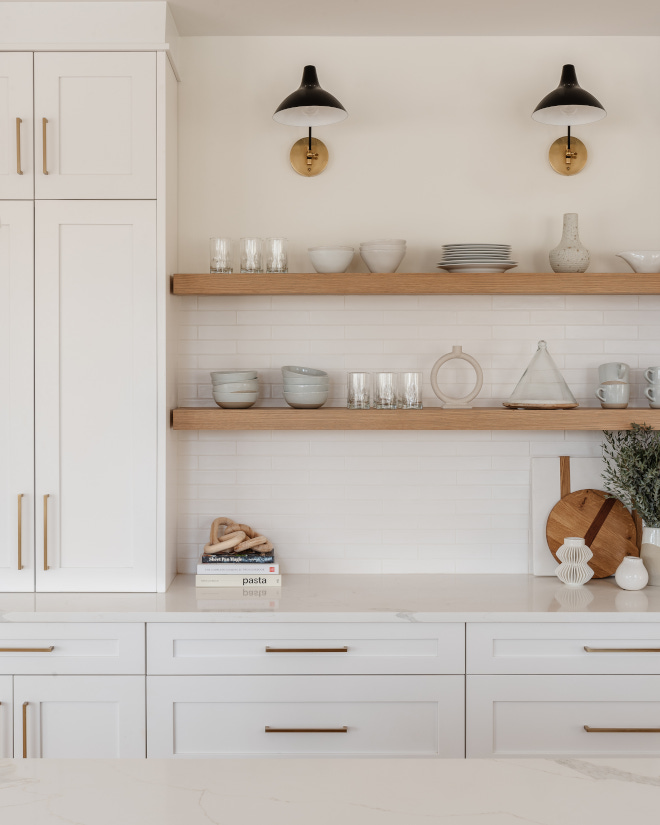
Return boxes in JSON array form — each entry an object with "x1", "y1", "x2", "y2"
[
  {"x1": 35, "y1": 200, "x2": 157, "y2": 592},
  {"x1": 34, "y1": 52, "x2": 156, "y2": 199},
  {"x1": 0, "y1": 52, "x2": 33, "y2": 200},
  {"x1": 14, "y1": 675, "x2": 145, "y2": 758},
  {"x1": 0, "y1": 201, "x2": 34, "y2": 592},
  {"x1": 0, "y1": 676, "x2": 12, "y2": 757}
]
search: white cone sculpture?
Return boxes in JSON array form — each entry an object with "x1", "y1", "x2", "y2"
[{"x1": 504, "y1": 340, "x2": 578, "y2": 409}]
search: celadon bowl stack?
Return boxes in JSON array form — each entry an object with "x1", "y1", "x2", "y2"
[
  {"x1": 211, "y1": 370, "x2": 258, "y2": 408},
  {"x1": 281, "y1": 365, "x2": 329, "y2": 409}
]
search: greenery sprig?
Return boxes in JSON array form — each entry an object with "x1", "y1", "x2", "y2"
[{"x1": 602, "y1": 424, "x2": 660, "y2": 527}]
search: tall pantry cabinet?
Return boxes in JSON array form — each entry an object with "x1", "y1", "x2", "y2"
[{"x1": 0, "y1": 29, "x2": 179, "y2": 592}]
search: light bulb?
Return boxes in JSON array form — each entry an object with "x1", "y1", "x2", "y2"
[
  {"x1": 303, "y1": 106, "x2": 319, "y2": 117},
  {"x1": 560, "y1": 105, "x2": 578, "y2": 117}
]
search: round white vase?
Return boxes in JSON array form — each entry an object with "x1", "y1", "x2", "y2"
[
  {"x1": 555, "y1": 537, "x2": 594, "y2": 587},
  {"x1": 614, "y1": 555, "x2": 649, "y2": 591},
  {"x1": 641, "y1": 526, "x2": 660, "y2": 586},
  {"x1": 549, "y1": 213, "x2": 590, "y2": 273}
]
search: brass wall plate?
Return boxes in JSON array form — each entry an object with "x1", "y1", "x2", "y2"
[
  {"x1": 290, "y1": 137, "x2": 328, "y2": 177},
  {"x1": 548, "y1": 135, "x2": 587, "y2": 176}
]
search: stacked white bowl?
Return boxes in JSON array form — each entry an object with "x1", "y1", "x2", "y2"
[
  {"x1": 360, "y1": 239, "x2": 407, "y2": 273},
  {"x1": 211, "y1": 370, "x2": 258, "y2": 409},
  {"x1": 281, "y1": 365, "x2": 329, "y2": 409},
  {"x1": 308, "y1": 246, "x2": 355, "y2": 274}
]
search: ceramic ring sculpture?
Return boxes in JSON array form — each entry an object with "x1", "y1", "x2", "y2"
[{"x1": 430, "y1": 345, "x2": 483, "y2": 408}]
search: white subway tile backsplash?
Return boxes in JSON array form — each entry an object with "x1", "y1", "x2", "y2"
[{"x1": 176, "y1": 294, "x2": 659, "y2": 574}]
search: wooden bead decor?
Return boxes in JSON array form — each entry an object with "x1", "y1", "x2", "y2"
[{"x1": 204, "y1": 517, "x2": 274, "y2": 555}]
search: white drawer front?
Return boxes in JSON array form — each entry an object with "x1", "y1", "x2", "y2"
[
  {"x1": 467, "y1": 675, "x2": 660, "y2": 757},
  {"x1": 0, "y1": 624, "x2": 144, "y2": 674},
  {"x1": 148, "y1": 623, "x2": 465, "y2": 675},
  {"x1": 467, "y1": 623, "x2": 660, "y2": 675},
  {"x1": 147, "y1": 675, "x2": 464, "y2": 758}
]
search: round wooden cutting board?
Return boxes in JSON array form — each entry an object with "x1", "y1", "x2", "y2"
[{"x1": 546, "y1": 488, "x2": 639, "y2": 578}]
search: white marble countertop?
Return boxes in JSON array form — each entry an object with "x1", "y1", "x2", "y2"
[
  {"x1": 1, "y1": 574, "x2": 660, "y2": 623},
  {"x1": 1, "y1": 757, "x2": 660, "y2": 824}
]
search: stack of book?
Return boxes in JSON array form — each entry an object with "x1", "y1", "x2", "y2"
[{"x1": 195, "y1": 550, "x2": 282, "y2": 605}]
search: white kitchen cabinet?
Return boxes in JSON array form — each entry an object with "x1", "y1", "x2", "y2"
[
  {"x1": 0, "y1": 201, "x2": 34, "y2": 592},
  {"x1": 147, "y1": 674, "x2": 465, "y2": 758},
  {"x1": 0, "y1": 676, "x2": 11, "y2": 757},
  {"x1": 466, "y1": 674, "x2": 660, "y2": 758},
  {"x1": 0, "y1": 53, "x2": 33, "y2": 199},
  {"x1": 34, "y1": 52, "x2": 156, "y2": 200},
  {"x1": 15, "y1": 675, "x2": 146, "y2": 758},
  {"x1": 35, "y1": 200, "x2": 157, "y2": 592}
]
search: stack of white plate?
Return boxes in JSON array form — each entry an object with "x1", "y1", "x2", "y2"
[
  {"x1": 281, "y1": 365, "x2": 329, "y2": 409},
  {"x1": 211, "y1": 370, "x2": 258, "y2": 409},
  {"x1": 437, "y1": 244, "x2": 517, "y2": 273},
  {"x1": 360, "y1": 239, "x2": 407, "y2": 273}
]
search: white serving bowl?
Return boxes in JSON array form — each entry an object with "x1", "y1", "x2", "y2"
[
  {"x1": 360, "y1": 246, "x2": 406, "y2": 273},
  {"x1": 283, "y1": 390, "x2": 329, "y2": 409},
  {"x1": 308, "y1": 246, "x2": 354, "y2": 274},
  {"x1": 616, "y1": 251, "x2": 660, "y2": 274},
  {"x1": 282, "y1": 366, "x2": 329, "y2": 384},
  {"x1": 211, "y1": 370, "x2": 258, "y2": 384},
  {"x1": 360, "y1": 239, "x2": 406, "y2": 247},
  {"x1": 214, "y1": 395, "x2": 258, "y2": 409},
  {"x1": 283, "y1": 382, "x2": 329, "y2": 393},
  {"x1": 212, "y1": 379, "x2": 259, "y2": 393}
]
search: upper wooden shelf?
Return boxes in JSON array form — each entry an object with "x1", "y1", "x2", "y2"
[
  {"x1": 172, "y1": 273, "x2": 660, "y2": 296},
  {"x1": 172, "y1": 407, "x2": 660, "y2": 431}
]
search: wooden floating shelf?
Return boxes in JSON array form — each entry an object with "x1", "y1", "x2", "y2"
[
  {"x1": 172, "y1": 272, "x2": 660, "y2": 296},
  {"x1": 172, "y1": 407, "x2": 660, "y2": 431}
]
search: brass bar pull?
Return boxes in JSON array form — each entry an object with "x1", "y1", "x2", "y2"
[
  {"x1": 265, "y1": 646, "x2": 349, "y2": 653},
  {"x1": 42, "y1": 118, "x2": 48, "y2": 175},
  {"x1": 584, "y1": 647, "x2": 660, "y2": 653},
  {"x1": 17, "y1": 494, "x2": 23, "y2": 570},
  {"x1": 16, "y1": 118, "x2": 23, "y2": 175},
  {"x1": 43, "y1": 494, "x2": 49, "y2": 570},
  {"x1": 0, "y1": 646, "x2": 54, "y2": 653},
  {"x1": 265, "y1": 726, "x2": 348, "y2": 733},
  {"x1": 22, "y1": 702, "x2": 28, "y2": 758},
  {"x1": 584, "y1": 725, "x2": 660, "y2": 733}
]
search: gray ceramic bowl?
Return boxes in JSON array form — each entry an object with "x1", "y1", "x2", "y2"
[
  {"x1": 211, "y1": 370, "x2": 258, "y2": 384},
  {"x1": 214, "y1": 397, "x2": 258, "y2": 409},
  {"x1": 283, "y1": 382, "x2": 329, "y2": 393},
  {"x1": 283, "y1": 390, "x2": 328, "y2": 409},
  {"x1": 212, "y1": 379, "x2": 259, "y2": 393},
  {"x1": 281, "y1": 365, "x2": 329, "y2": 385}
]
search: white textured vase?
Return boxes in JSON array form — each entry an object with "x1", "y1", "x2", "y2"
[
  {"x1": 549, "y1": 213, "x2": 590, "y2": 273},
  {"x1": 641, "y1": 526, "x2": 660, "y2": 586},
  {"x1": 555, "y1": 537, "x2": 594, "y2": 587},
  {"x1": 614, "y1": 556, "x2": 649, "y2": 591}
]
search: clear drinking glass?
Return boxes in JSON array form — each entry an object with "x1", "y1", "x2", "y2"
[
  {"x1": 240, "y1": 237, "x2": 263, "y2": 273},
  {"x1": 374, "y1": 371, "x2": 397, "y2": 409},
  {"x1": 210, "y1": 237, "x2": 233, "y2": 273},
  {"x1": 265, "y1": 237, "x2": 288, "y2": 273},
  {"x1": 398, "y1": 371, "x2": 423, "y2": 409},
  {"x1": 347, "y1": 372, "x2": 371, "y2": 410}
]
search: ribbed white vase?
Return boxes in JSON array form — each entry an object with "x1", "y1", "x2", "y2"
[
  {"x1": 555, "y1": 537, "x2": 594, "y2": 587},
  {"x1": 641, "y1": 526, "x2": 660, "y2": 586}
]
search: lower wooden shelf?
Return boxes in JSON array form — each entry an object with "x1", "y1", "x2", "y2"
[{"x1": 172, "y1": 407, "x2": 660, "y2": 431}]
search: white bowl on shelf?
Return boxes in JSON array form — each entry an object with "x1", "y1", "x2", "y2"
[
  {"x1": 214, "y1": 397, "x2": 258, "y2": 409},
  {"x1": 212, "y1": 379, "x2": 259, "y2": 393},
  {"x1": 283, "y1": 382, "x2": 329, "y2": 393},
  {"x1": 308, "y1": 246, "x2": 354, "y2": 274},
  {"x1": 211, "y1": 370, "x2": 258, "y2": 384},
  {"x1": 360, "y1": 246, "x2": 406, "y2": 273},
  {"x1": 283, "y1": 389, "x2": 329, "y2": 409},
  {"x1": 360, "y1": 239, "x2": 406, "y2": 247},
  {"x1": 282, "y1": 366, "x2": 329, "y2": 384},
  {"x1": 616, "y1": 251, "x2": 660, "y2": 273}
]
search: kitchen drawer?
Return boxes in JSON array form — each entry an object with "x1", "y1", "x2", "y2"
[
  {"x1": 467, "y1": 675, "x2": 660, "y2": 757},
  {"x1": 467, "y1": 622, "x2": 660, "y2": 675},
  {"x1": 147, "y1": 675, "x2": 464, "y2": 758},
  {"x1": 147, "y1": 623, "x2": 465, "y2": 675},
  {"x1": 0, "y1": 623, "x2": 144, "y2": 674}
]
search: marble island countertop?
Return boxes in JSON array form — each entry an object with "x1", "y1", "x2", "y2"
[
  {"x1": 1, "y1": 757, "x2": 660, "y2": 824},
  {"x1": 1, "y1": 574, "x2": 660, "y2": 622}
]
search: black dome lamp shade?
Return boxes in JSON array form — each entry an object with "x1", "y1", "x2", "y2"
[
  {"x1": 532, "y1": 64, "x2": 606, "y2": 176},
  {"x1": 273, "y1": 65, "x2": 348, "y2": 176}
]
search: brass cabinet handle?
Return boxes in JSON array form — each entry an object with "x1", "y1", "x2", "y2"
[
  {"x1": 584, "y1": 725, "x2": 660, "y2": 733},
  {"x1": 22, "y1": 702, "x2": 28, "y2": 758},
  {"x1": 42, "y1": 118, "x2": 48, "y2": 175},
  {"x1": 265, "y1": 726, "x2": 348, "y2": 733},
  {"x1": 43, "y1": 494, "x2": 49, "y2": 570},
  {"x1": 16, "y1": 118, "x2": 23, "y2": 175},
  {"x1": 584, "y1": 647, "x2": 660, "y2": 653},
  {"x1": 265, "y1": 646, "x2": 349, "y2": 653},
  {"x1": 17, "y1": 494, "x2": 23, "y2": 570},
  {"x1": 0, "y1": 646, "x2": 54, "y2": 653}
]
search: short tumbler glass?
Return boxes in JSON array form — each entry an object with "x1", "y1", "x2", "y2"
[
  {"x1": 266, "y1": 237, "x2": 288, "y2": 273},
  {"x1": 210, "y1": 237, "x2": 233, "y2": 274},
  {"x1": 347, "y1": 372, "x2": 371, "y2": 410},
  {"x1": 374, "y1": 371, "x2": 397, "y2": 409},
  {"x1": 241, "y1": 237, "x2": 263, "y2": 273},
  {"x1": 398, "y1": 371, "x2": 423, "y2": 409}
]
